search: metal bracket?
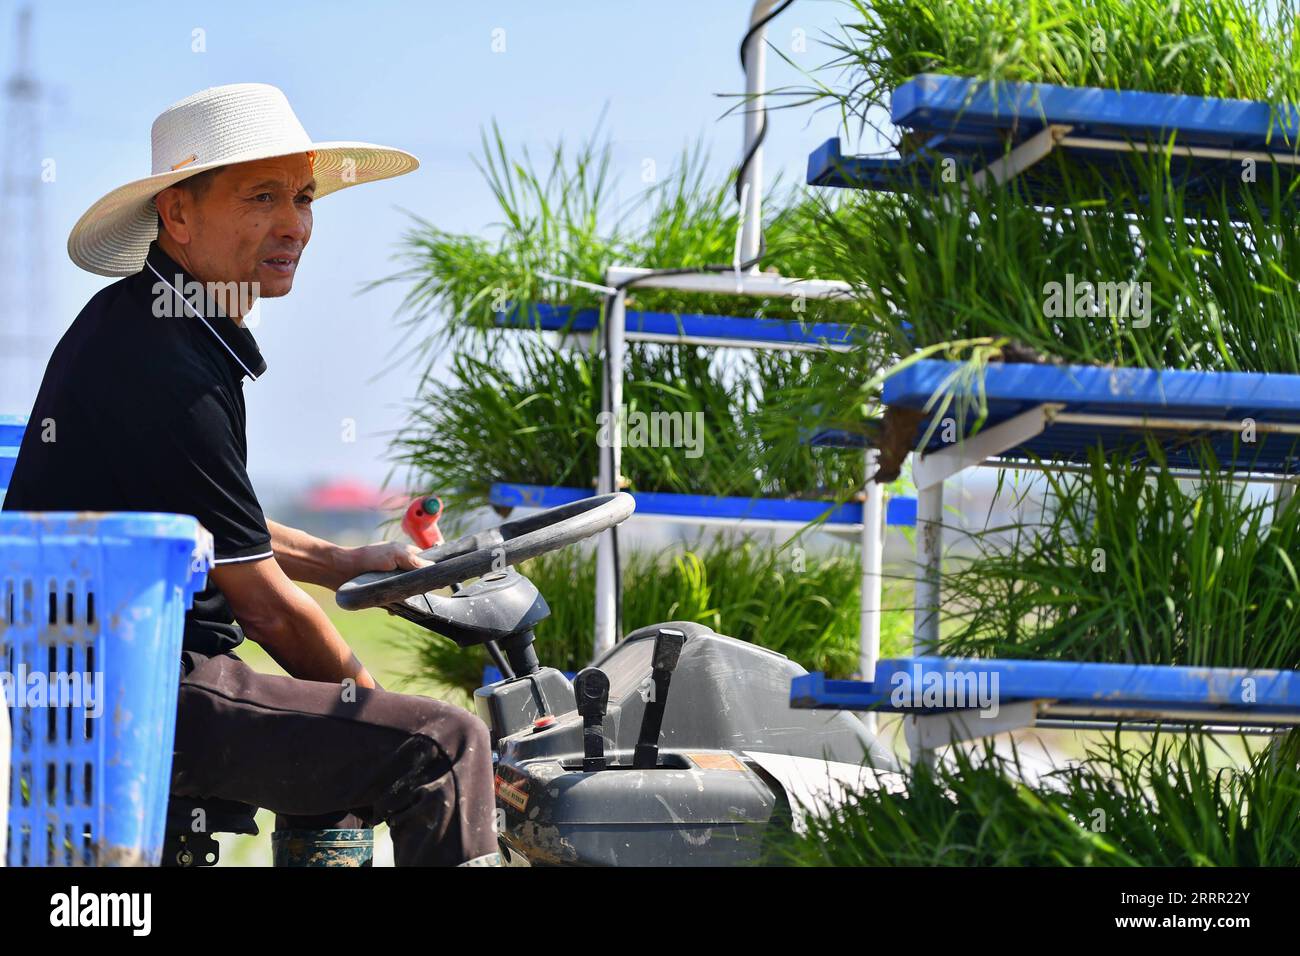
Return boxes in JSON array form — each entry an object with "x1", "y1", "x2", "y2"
[
  {"x1": 968, "y1": 124, "x2": 1073, "y2": 192},
  {"x1": 909, "y1": 700, "x2": 1041, "y2": 750},
  {"x1": 1061, "y1": 134, "x2": 1300, "y2": 167},
  {"x1": 912, "y1": 403, "x2": 1064, "y2": 490}
]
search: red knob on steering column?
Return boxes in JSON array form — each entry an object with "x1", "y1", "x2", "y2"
[{"x1": 402, "y1": 495, "x2": 445, "y2": 549}]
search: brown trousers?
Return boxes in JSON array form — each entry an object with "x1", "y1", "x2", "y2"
[{"x1": 169, "y1": 651, "x2": 498, "y2": 866}]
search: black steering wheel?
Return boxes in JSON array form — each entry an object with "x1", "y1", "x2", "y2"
[{"x1": 336, "y1": 492, "x2": 636, "y2": 611}]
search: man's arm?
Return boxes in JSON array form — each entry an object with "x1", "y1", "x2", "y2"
[
  {"x1": 266, "y1": 518, "x2": 429, "y2": 590},
  {"x1": 212, "y1": 556, "x2": 380, "y2": 688}
]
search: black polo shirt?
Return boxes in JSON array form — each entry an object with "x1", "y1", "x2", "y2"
[{"x1": 2, "y1": 240, "x2": 272, "y2": 656}]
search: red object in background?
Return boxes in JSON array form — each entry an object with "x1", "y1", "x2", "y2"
[
  {"x1": 403, "y1": 495, "x2": 445, "y2": 549},
  {"x1": 303, "y1": 479, "x2": 389, "y2": 511}
]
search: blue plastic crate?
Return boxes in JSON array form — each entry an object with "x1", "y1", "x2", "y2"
[
  {"x1": 1, "y1": 512, "x2": 213, "y2": 866},
  {"x1": 0, "y1": 414, "x2": 25, "y2": 505}
]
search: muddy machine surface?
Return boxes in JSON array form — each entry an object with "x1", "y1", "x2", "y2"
[{"x1": 338, "y1": 493, "x2": 894, "y2": 866}]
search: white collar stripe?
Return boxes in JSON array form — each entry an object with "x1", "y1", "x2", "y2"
[{"x1": 146, "y1": 260, "x2": 260, "y2": 382}]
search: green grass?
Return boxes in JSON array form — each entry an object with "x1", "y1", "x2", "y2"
[
  {"x1": 371, "y1": 124, "x2": 864, "y2": 361},
  {"x1": 768, "y1": 730, "x2": 1300, "y2": 866},
  {"x1": 391, "y1": 331, "x2": 868, "y2": 513},
  {"x1": 808, "y1": 0, "x2": 1300, "y2": 135},
  {"x1": 939, "y1": 444, "x2": 1300, "y2": 669},
  {"x1": 412, "y1": 540, "x2": 914, "y2": 693},
  {"x1": 372, "y1": 124, "x2": 884, "y2": 512},
  {"x1": 807, "y1": 161, "x2": 1300, "y2": 366},
  {"x1": 748, "y1": 0, "x2": 1300, "y2": 461},
  {"x1": 751, "y1": 149, "x2": 1300, "y2": 464}
]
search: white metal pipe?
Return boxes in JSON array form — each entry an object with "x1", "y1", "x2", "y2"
[
  {"x1": 1044, "y1": 704, "x2": 1300, "y2": 727},
  {"x1": 1034, "y1": 719, "x2": 1291, "y2": 737},
  {"x1": 593, "y1": 515, "x2": 616, "y2": 660},
  {"x1": 618, "y1": 511, "x2": 869, "y2": 535},
  {"x1": 984, "y1": 456, "x2": 1300, "y2": 485},
  {"x1": 1062, "y1": 134, "x2": 1300, "y2": 167},
  {"x1": 908, "y1": 478, "x2": 944, "y2": 769},
  {"x1": 740, "y1": 0, "x2": 781, "y2": 270},
  {"x1": 1275, "y1": 476, "x2": 1296, "y2": 524},
  {"x1": 913, "y1": 481, "x2": 943, "y2": 657},
  {"x1": 623, "y1": 331, "x2": 854, "y2": 353},
  {"x1": 604, "y1": 266, "x2": 857, "y2": 300},
  {"x1": 553, "y1": 328, "x2": 853, "y2": 353},
  {"x1": 594, "y1": 289, "x2": 628, "y2": 658},
  {"x1": 859, "y1": 449, "x2": 884, "y2": 735},
  {"x1": 1053, "y1": 410, "x2": 1300, "y2": 436},
  {"x1": 913, "y1": 404, "x2": 1060, "y2": 490}
]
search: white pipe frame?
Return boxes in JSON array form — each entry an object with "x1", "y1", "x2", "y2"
[
  {"x1": 902, "y1": 96, "x2": 1300, "y2": 759},
  {"x1": 592, "y1": 267, "x2": 882, "y2": 662},
  {"x1": 738, "y1": 0, "x2": 782, "y2": 271},
  {"x1": 594, "y1": 1, "x2": 887, "y2": 662},
  {"x1": 904, "y1": 400, "x2": 1300, "y2": 759}
]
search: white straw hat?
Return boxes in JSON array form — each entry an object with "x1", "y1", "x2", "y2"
[{"x1": 67, "y1": 82, "x2": 419, "y2": 276}]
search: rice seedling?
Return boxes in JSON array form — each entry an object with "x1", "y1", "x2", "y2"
[
  {"x1": 741, "y1": 0, "x2": 1300, "y2": 465},
  {"x1": 390, "y1": 329, "x2": 868, "y2": 512},
  {"x1": 809, "y1": 0, "x2": 1300, "y2": 141},
  {"x1": 748, "y1": 144, "x2": 1300, "y2": 478},
  {"x1": 767, "y1": 730, "x2": 1300, "y2": 867},
  {"x1": 941, "y1": 443, "x2": 1300, "y2": 669},
  {"x1": 410, "y1": 539, "x2": 914, "y2": 693},
  {"x1": 371, "y1": 123, "x2": 867, "y2": 373},
  {"x1": 371, "y1": 121, "x2": 887, "y2": 511}
]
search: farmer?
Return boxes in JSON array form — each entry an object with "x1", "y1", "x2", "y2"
[{"x1": 2, "y1": 83, "x2": 500, "y2": 866}]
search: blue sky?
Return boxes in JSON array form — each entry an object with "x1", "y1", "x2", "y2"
[{"x1": 1, "y1": 0, "x2": 859, "y2": 501}]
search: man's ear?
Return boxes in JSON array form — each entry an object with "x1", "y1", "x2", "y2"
[{"x1": 155, "y1": 185, "x2": 192, "y2": 244}]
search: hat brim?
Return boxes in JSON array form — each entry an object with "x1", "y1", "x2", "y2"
[{"x1": 67, "y1": 142, "x2": 419, "y2": 276}]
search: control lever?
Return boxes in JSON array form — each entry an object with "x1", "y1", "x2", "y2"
[
  {"x1": 573, "y1": 667, "x2": 611, "y2": 772},
  {"x1": 632, "y1": 627, "x2": 687, "y2": 769}
]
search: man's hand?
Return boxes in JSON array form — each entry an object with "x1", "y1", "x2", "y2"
[
  {"x1": 339, "y1": 540, "x2": 433, "y2": 584},
  {"x1": 267, "y1": 519, "x2": 432, "y2": 591}
]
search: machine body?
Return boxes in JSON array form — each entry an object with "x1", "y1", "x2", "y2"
[{"x1": 339, "y1": 494, "x2": 896, "y2": 867}]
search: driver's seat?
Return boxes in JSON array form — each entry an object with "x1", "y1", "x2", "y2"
[{"x1": 161, "y1": 795, "x2": 260, "y2": 867}]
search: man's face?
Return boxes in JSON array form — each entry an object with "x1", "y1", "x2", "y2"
[{"x1": 158, "y1": 153, "x2": 315, "y2": 304}]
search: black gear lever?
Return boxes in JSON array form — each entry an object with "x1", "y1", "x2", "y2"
[
  {"x1": 573, "y1": 667, "x2": 611, "y2": 772},
  {"x1": 632, "y1": 627, "x2": 687, "y2": 769}
]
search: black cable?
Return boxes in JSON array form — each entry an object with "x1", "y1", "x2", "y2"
[
  {"x1": 739, "y1": 0, "x2": 798, "y2": 72},
  {"x1": 600, "y1": 1, "x2": 795, "y2": 644},
  {"x1": 603, "y1": 1, "x2": 798, "y2": 299},
  {"x1": 735, "y1": 0, "x2": 797, "y2": 267}
]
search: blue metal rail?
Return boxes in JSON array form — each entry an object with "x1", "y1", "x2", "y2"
[
  {"x1": 495, "y1": 304, "x2": 866, "y2": 349},
  {"x1": 490, "y1": 482, "x2": 917, "y2": 527},
  {"x1": 808, "y1": 74, "x2": 1300, "y2": 208},
  {"x1": 0, "y1": 414, "x2": 26, "y2": 499},
  {"x1": 791, "y1": 657, "x2": 1300, "y2": 726},
  {"x1": 813, "y1": 360, "x2": 1300, "y2": 475}
]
